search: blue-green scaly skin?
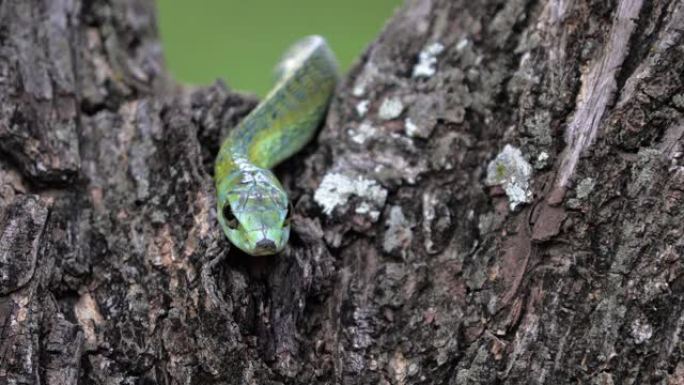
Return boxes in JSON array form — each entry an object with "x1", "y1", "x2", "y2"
[{"x1": 215, "y1": 36, "x2": 338, "y2": 256}]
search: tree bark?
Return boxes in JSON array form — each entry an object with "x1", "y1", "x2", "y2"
[{"x1": 1, "y1": 0, "x2": 683, "y2": 384}]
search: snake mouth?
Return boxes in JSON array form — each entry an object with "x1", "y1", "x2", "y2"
[{"x1": 254, "y1": 238, "x2": 278, "y2": 255}]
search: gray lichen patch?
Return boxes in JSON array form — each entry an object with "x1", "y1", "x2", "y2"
[
  {"x1": 383, "y1": 205, "x2": 413, "y2": 257},
  {"x1": 314, "y1": 172, "x2": 388, "y2": 219},
  {"x1": 421, "y1": 189, "x2": 453, "y2": 254},
  {"x1": 456, "y1": 38, "x2": 469, "y2": 51},
  {"x1": 355, "y1": 100, "x2": 370, "y2": 117},
  {"x1": 412, "y1": 42, "x2": 444, "y2": 78},
  {"x1": 522, "y1": 111, "x2": 553, "y2": 148},
  {"x1": 404, "y1": 118, "x2": 420, "y2": 137},
  {"x1": 403, "y1": 92, "x2": 465, "y2": 139},
  {"x1": 403, "y1": 95, "x2": 441, "y2": 138},
  {"x1": 352, "y1": 62, "x2": 382, "y2": 97},
  {"x1": 378, "y1": 97, "x2": 404, "y2": 120},
  {"x1": 534, "y1": 151, "x2": 549, "y2": 169},
  {"x1": 347, "y1": 122, "x2": 378, "y2": 145},
  {"x1": 630, "y1": 318, "x2": 653, "y2": 344},
  {"x1": 355, "y1": 202, "x2": 381, "y2": 222},
  {"x1": 485, "y1": 145, "x2": 533, "y2": 210},
  {"x1": 628, "y1": 148, "x2": 664, "y2": 197},
  {"x1": 478, "y1": 212, "x2": 495, "y2": 236},
  {"x1": 405, "y1": 99, "x2": 439, "y2": 138},
  {"x1": 575, "y1": 177, "x2": 595, "y2": 200},
  {"x1": 673, "y1": 93, "x2": 684, "y2": 109},
  {"x1": 341, "y1": 130, "x2": 429, "y2": 185}
]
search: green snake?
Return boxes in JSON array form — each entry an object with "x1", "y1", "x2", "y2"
[{"x1": 215, "y1": 36, "x2": 338, "y2": 256}]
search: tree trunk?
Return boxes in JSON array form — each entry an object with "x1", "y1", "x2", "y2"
[{"x1": 1, "y1": 0, "x2": 683, "y2": 384}]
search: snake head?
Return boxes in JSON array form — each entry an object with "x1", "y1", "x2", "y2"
[{"x1": 217, "y1": 167, "x2": 291, "y2": 256}]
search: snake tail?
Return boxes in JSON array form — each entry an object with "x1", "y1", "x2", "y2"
[{"x1": 214, "y1": 35, "x2": 338, "y2": 256}]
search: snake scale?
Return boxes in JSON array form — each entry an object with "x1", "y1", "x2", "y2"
[{"x1": 215, "y1": 36, "x2": 338, "y2": 256}]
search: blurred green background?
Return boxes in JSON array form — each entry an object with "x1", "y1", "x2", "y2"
[{"x1": 157, "y1": 1, "x2": 402, "y2": 96}]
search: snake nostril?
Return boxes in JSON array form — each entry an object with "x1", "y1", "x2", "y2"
[{"x1": 255, "y1": 239, "x2": 276, "y2": 252}]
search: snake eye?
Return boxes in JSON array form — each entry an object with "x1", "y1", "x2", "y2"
[{"x1": 222, "y1": 204, "x2": 238, "y2": 230}]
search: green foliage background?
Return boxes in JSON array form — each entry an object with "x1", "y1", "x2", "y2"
[{"x1": 157, "y1": 1, "x2": 402, "y2": 96}]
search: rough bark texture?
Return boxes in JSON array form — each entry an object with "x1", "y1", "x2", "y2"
[{"x1": 1, "y1": 0, "x2": 683, "y2": 384}]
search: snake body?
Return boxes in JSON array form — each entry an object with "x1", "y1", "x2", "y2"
[{"x1": 215, "y1": 36, "x2": 338, "y2": 256}]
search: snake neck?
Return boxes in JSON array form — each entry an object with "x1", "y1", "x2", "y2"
[{"x1": 215, "y1": 35, "x2": 337, "y2": 176}]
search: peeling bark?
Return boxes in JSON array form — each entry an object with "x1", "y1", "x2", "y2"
[{"x1": 1, "y1": 0, "x2": 683, "y2": 384}]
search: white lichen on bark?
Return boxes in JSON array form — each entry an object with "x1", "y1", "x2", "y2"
[
  {"x1": 347, "y1": 122, "x2": 377, "y2": 144},
  {"x1": 355, "y1": 100, "x2": 369, "y2": 117},
  {"x1": 486, "y1": 144, "x2": 533, "y2": 210},
  {"x1": 378, "y1": 97, "x2": 404, "y2": 120},
  {"x1": 412, "y1": 42, "x2": 444, "y2": 78},
  {"x1": 314, "y1": 172, "x2": 387, "y2": 217}
]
